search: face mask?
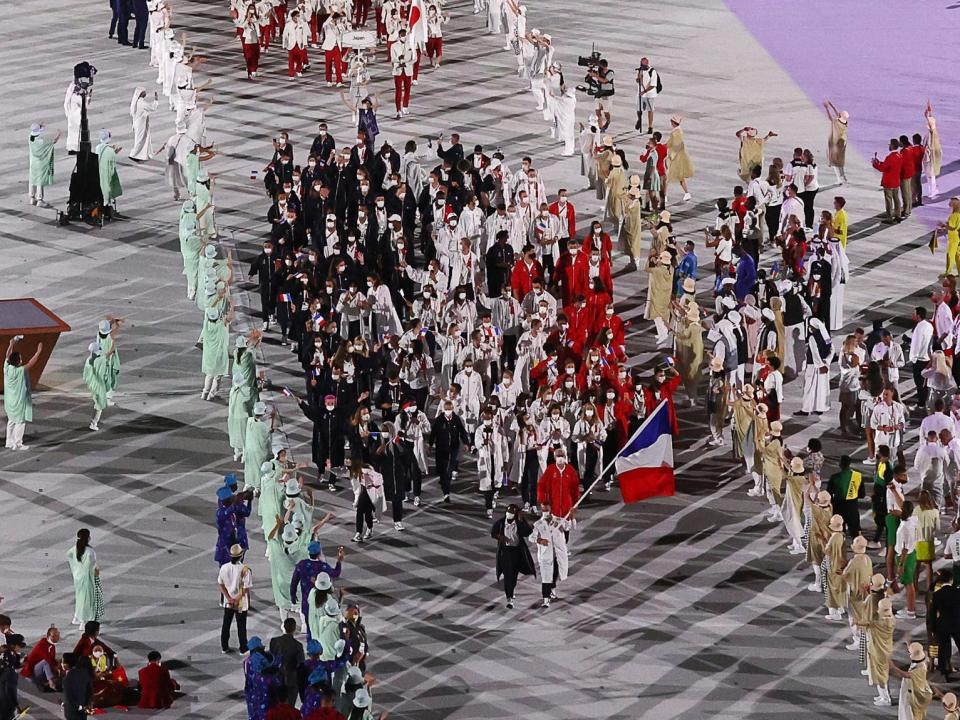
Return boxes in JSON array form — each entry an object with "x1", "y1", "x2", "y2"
[
  {"x1": 606, "y1": 392, "x2": 616, "y2": 400},
  {"x1": 325, "y1": 404, "x2": 335, "y2": 411},
  {"x1": 483, "y1": 418, "x2": 492, "y2": 426},
  {"x1": 360, "y1": 184, "x2": 370, "y2": 191},
  {"x1": 326, "y1": 286, "x2": 334, "y2": 294},
  {"x1": 285, "y1": 260, "x2": 293, "y2": 267},
  {"x1": 292, "y1": 175, "x2": 301, "y2": 183},
  {"x1": 570, "y1": 248, "x2": 579, "y2": 256},
  {"x1": 361, "y1": 413, "x2": 370, "y2": 422},
  {"x1": 368, "y1": 282, "x2": 374, "y2": 289},
  {"x1": 443, "y1": 410, "x2": 453, "y2": 418},
  {"x1": 464, "y1": 367, "x2": 474, "y2": 374},
  {"x1": 556, "y1": 460, "x2": 566, "y2": 469},
  {"x1": 376, "y1": 200, "x2": 385, "y2": 208},
  {"x1": 540, "y1": 211, "x2": 549, "y2": 218},
  {"x1": 503, "y1": 378, "x2": 512, "y2": 386},
  {"x1": 406, "y1": 407, "x2": 416, "y2": 415},
  {"x1": 319, "y1": 130, "x2": 327, "y2": 136},
  {"x1": 585, "y1": 410, "x2": 594, "y2": 418},
  {"x1": 458, "y1": 293, "x2": 466, "y2": 300},
  {"x1": 283, "y1": 186, "x2": 292, "y2": 194},
  {"x1": 264, "y1": 248, "x2": 273, "y2": 255},
  {"x1": 564, "y1": 381, "x2": 574, "y2": 388},
  {"x1": 449, "y1": 221, "x2": 458, "y2": 228},
  {"x1": 593, "y1": 227, "x2": 601, "y2": 235},
  {"x1": 551, "y1": 413, "x2": 560, "y2": 419},
  {"x1": 327, "y1": 220, "x2": 336, "y2": 228},
  {"x1": 308, "y1": 161, "x2": 317, "y2": 168},
  {"x1": 398, "y1": 193, "x2": 406, "y2": 201},
  {"x1": 559, "y1": 196, "x2": 567, "y2": 203},
  {"x1": 313, "y1": 184, "x2": 322, "y2": 191}
]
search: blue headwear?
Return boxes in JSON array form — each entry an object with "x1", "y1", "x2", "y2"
[
  {"x1": 307, "y1": 541, "x2": 322, "y2": 557},
  {"x1": 247, "y1": 636, "x2": 263, "y2": 651},
  {"x1": 223, "y1": 473, "x2": 238, "y2": 489},
  {"x1": 307, "y1": 666, "x2": 328, "y2": 687},
  {"x1": 306, "y1": 639, "x2": 322, "y2": 655},
  {"x1": 216, "y1": 487, "x2": 233, "y2": 501},
  {"x1": 250, "y1": 652, "x2": 271, "y2": 673}
]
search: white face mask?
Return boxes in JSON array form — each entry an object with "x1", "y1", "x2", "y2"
[
  {"x1": 376, "y1": 200, "x2": 385, "y2": 208},
  {"x1": 325, "y1": 404, "x2": 335, "y2": 411},
  {"x1": 551, "y1": 413, "x2": 560, "y2": 419},
  {"x1": 585, "y1": 410, "x2": 594, "y2": 418},
  {"x1": 570, "y1": 248, "x2": 579, "y2": 256},
  {"x1": 368, "y1": 282, "x2": 374, "y2": 289},
  {"x1": 505, "y1": 512, "x2": 516, "y2": 521},
  {"x1": 458, "y1": 293, "x2": 466, "y2": 300},
  {"x1": 443, "y1": 410, "x2": 453, "y2": 418},
  {"x1": 361, "y1": 414, "x2": 370, "y2": 422},
  {"x1": 464, "y1": 367, "x2": 474, "y2": 374},
  {"x1": 406, "y1": 407, "x2": 416, "y2": 414},
  {"x1": 483, "y1": 418, "x2": 492, "y2": 426},
  {"x1": 606, "y1": 392, "x2": 616, "y2": 400},
  {"x1": 503, "y1": 378, "x2": 512, "y2": 386},
  {"x1": 556, "y1": 460, "x2": 566, "y2": 469},
  {"x1": 564, "y1": 381, "x2": 574, "y2": 388}
]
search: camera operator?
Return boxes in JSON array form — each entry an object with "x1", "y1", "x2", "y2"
[{"x1": 587, "y1": 58, "x2": 615, "y2": 112}]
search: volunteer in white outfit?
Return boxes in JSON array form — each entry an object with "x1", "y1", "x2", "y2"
[{"x1": 532, "y1": 504, "x2": 571, "y2": 608}]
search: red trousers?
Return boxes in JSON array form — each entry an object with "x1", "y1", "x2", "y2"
[
  {"x1": 288, "y1": 46, "x2": 308, "y2": 76},
  {"x1": 393, "y1": 73, "x2": 411, "y2": 111},
  {"x1": 375, "y1": 7, "x2": 385, "y2": 37},
  {"x1": 242, "y1": 41, "x2": 260, "y2": 73},
  {"x1": 309, "y1": 14, "x2": 319, "y2": 44},
  {"x1": 324, "y1": 47, "x2": 343, "y2": 82},
  {"x1": 275, "y1": 9, "x2": 285, "y2": 35},
  {"x1": 353, "y1": 0, "x2": 370, "y2": 25},
  {"x1": 412, "y1": 48, "x2": 421, "y2": 81},
  {"x1": 426, "y1": 37, "x2": 442, "y2": 59},
  {"x1": 259, "y1": 21, "x2": 273, "y2": 48}
]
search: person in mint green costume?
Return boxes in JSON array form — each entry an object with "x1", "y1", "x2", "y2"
[
  {"x1": 83, "y1": 341, "x2": 113, "y2": 431},
  {"x1": 66, "y1": 528, "x2": 101, "y2": 626},
  {"x1": 3, "y1": 336, "x2": 43, "y2": 450},
  {"x1": 201, "y1": 304, "x2": 230, "y2": 400},
  {"x1": 95, "y1": 317, "x2": 124, "y2": 402},
  {"x1": 266, "y1": 511, "x2": 334, "y2": 626},
  {"x1": 228, "y1": 333, "x2": 261, "y2": 461},
  {"x1": 179, "y1": 200, "x2": 203, "y2": 300},
  {"x1": 195, "y1": 168, "x2": 216, "y2": 238},
  {"x1": 244, "y1": 402, "x2": 273, "y2": 495},
  {"x1": 258, "y1": 457, "x2": 285, "y2": 542},
  {"x1": 95, "y1": 129, "x2": 123, "y2": 213},
  {"x1": 28, "y1": 123, "x2": 59, "y2": 206}
]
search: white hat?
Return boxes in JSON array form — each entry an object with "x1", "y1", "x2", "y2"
[
  {"x1": 98, "y1": 320, "x2": 111, "y2": 335},
  {"x1": 720, "y1": 278, "x2": 736, "y2": 287},
  {"x1": 29, "y1": 122, "x2": 43, "y2": 136},
  {"x1": 313, "y1": 572, "x2": 332, "y2": 590},
  {"x1": 789, "y1": 456, "x2": 804, "y2": 473},
  {"x1": 88, "y1": 342, "x2": 102, "y2": 355},
  {"x1": 388, "y1": 213, "x2": 402, "y2": 222},
  {"x1": 353, "y1": 689, "x2": 372, "y2": 709},
  {"x1": 829, "y1": 514, "x2": 844, "y2": 532},
  {"x1": 727, "y1": 310, "x2": 742, "y2": 324},
  {"x1": 852, "y1": 535, "x2": 867, "y2": 554},
  {"x1": 285, "y1": 478, "x2": 301, "y2": 497},
  {"x1": 761, "y1": 308, "x2": 775, "y2": 322},
  {"x1": 839, "y1": 110, "x2": 849, "y2": 122},
  {"x1": 657, "y1": 250, "x2": 671, "y2": 265},
  {"x1": 253, "y1": 401, "x2": 268, "y2": 416},
  {"x1": 720, "y1": 296, "x2": 736, "y2": 310},
  {"x1": 282, "y1": 524, "x2": 298, "y2": 543},
  {"x1": 98, "y1": 129, "x2": 112, "y2": 143},
  {"x1": 682, "y1": 277, "x2": 696, "y2": 293},
  {"x1": 490, "y1": 158, "x2": 501, "y2": 170},
  {"x1": 204, "y1": 306, "x2": 220, "y2": 321},
  {"x1": 204, "y1": 244, "x2": 218, "y2": 259},
  {"x1": 908, "y1": 642, "x2": 926, "y2": 662},
  {"x1": 235, "y1": 336, "x2": 248, "y2": 349},
  {"x1": 769, "y1": 420, "x2": 783, "y2": 436},
  {"x1": 260, "y1": 460, "x2": 274, "y2": 474},
  {"x1": 709, "y1": 356, "x2": 723, "y2": 372},
  {"x1": 323, "y1": 597, "x2": 341, "y2": 617}
]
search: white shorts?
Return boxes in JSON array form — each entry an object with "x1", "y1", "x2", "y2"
[{"x1": 640, "y1": 95, "x2": 655, "y2": 112}]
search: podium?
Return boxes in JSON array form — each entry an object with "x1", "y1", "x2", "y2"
[{"x1": 0, "y1": 299, "x2": 71, "y2": 392}]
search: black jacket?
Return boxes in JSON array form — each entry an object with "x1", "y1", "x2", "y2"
[
  {"x1": 62, "y1": 666, "x2": 92, "y2": 720},
  {"x1": 929, "y1": 584, "x2": 960, "y2": 635},
  {"x1": 490, "y1": 516, "x2": 536, "y2": 579},
  {"x1": 430, "y1": 414, "x2": 470, "y2": 457}
]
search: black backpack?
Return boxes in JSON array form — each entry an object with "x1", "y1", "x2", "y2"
[{"x1": 655, "y1": 69, "x2": 663, "y2": 94}]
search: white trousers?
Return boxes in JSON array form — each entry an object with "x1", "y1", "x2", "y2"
[{"x1": 5, "y1": 421, "x2": 25, "y2": 449}]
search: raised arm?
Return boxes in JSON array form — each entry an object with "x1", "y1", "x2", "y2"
[{"x1": 24, "y1": 342, "x2": 44, "y2": 370}]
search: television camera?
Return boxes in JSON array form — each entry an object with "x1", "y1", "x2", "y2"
[{"x1": 576, "y1": 47, "x2": 606, "y2": 97}]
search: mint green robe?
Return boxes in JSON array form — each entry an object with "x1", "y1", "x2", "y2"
[
  {"x1": 243, "y1": 417, "x2": 271, "y2": 492},
  {"x1": 83, "y1": 355, "x2": 110, "y2": 411},
  {"x1": 201, "y1": 312, "x2": 229, "y2": 377},
  {"x1": 3, "y1": 360, "x2": 33, "y2": 423},
  {"x1": 95, "y1": 142, "x2": 122, "y2": 203},
  {"x1": 99, "y1": 334, "x2": 120, "y2": 392},
  {"x1": 66, "y1": 546, "x2": 98, "y2": 624},
  {"x1": 28, "y1": 135, "x2": 56, "y2": 187}
]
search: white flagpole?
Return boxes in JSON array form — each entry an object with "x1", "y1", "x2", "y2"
[{"x1": 565, "y1": 399, "x2": 669, "y2": 517}]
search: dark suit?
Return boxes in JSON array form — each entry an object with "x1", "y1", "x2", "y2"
[
  {"x1": 490, "y1": 516, "x2": 536, "y2": 600},
  {"x1": 131, "y1": 0, "x2": 149, "y2": 46},
  {"x1": 62, "y1": 666, "x2": 92, "y2": 720},
  {"x1": 930, "y1": 583, "x2": 960, "y2": 678},
  {"x1": 268, "y1": 634, "x2": 305, "y2": 705}
]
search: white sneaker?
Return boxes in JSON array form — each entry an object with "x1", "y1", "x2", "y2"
[
  {"x1": 895, "y1": 609, "x2": 916, "y2": 619},
  {"x1": 549, "y1": 589, "x2": 558, "y2": 600},
  {"x1": 746, "y1": 487, "x2": 761, "y2": 497},
  {"x1": 806, "y1": 582, "x2": 820, "y2": 592},
  {"x1": 541, "y1": 598, "x2": 550, "y2": 608},
  {"x1": 16, "y1": 444, "x2": 31, "y2": 450},
  {"x1": 506, "y1": 598, "x2": 514, "y2": 609},
  {"x1": 372, "y1": 516, "x2": 380, "y2": 524},
  {"x1": 845, "y1": 639, "x2": 859, "y2": 650},
  {"x1": 200, "y1": 391, "x2": 208, "y2": 400},
  {"x1": 788, "y1": 544, "x2": 805, "y2": 555},
  {"x1": 682, "y1": 193, "x2": 692, "y2": 202},
  {"x1": 874, "y1": 697, "x2": 891, "y2": 707},
  {"x1": 412, "y1": 79, "x2": 418, "y2": 85},
  {"x1": 326, "y1": 81, "x2": 334, "y2": 87},
  {"x1": 88, "y1": 422, "x2": 99, "y2": 431},
  {"x1": 863, "y1": 456, "x2": 876, "y2": 466},
  {"x1": 486, "y1": 509, "x2": 494, "y2": 518},
  {"x1": 414, "y1": 496, "x2": 421, "y2": 506},
  {"x1": 522, "y1": 502, "x2": 530, "y2": 512},
  {"x1": 824, "y1": 612, "x2": 842, "y2": 622},
  {"x1": 362, "y1": 528, "x2": 372, "y2": 540},
  {"x1": 394, "y1": 522, "x2": 404, "y2": 531},
  {"x1": 604, "y1": 481, "x2": 612, "y2": 491},
  {"x1": 351, "y1": 532, "x2": 361, "y2": 543},
  {"x1": 395, "y1": 112, "x2": 402, "y2": 119}
]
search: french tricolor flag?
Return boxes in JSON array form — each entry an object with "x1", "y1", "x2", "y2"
[{"x1": 614, "y1": 400, "x2": 675, "y2": 503}]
